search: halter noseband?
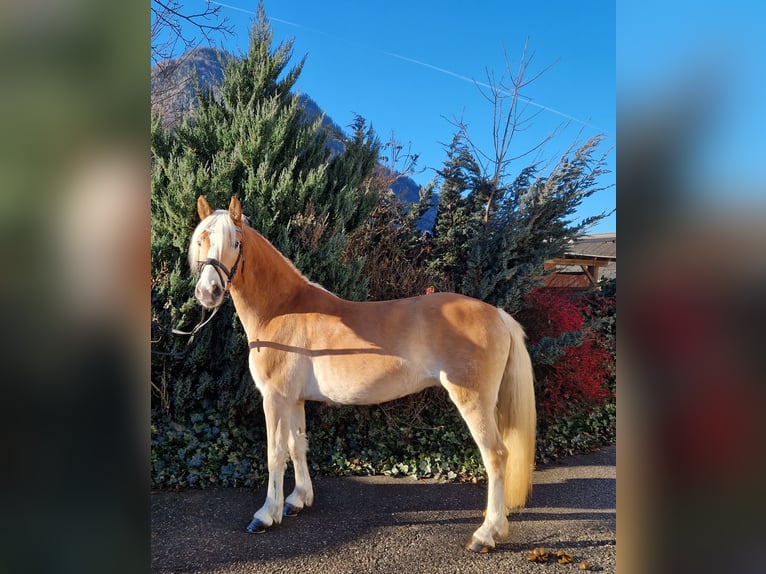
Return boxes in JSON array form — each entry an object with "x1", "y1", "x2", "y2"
[{"x1": 197, "y1": 233, "x2": 243, "y2": 295}]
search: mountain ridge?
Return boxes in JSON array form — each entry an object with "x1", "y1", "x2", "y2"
[{"x1": 151, "y1": 46, "x2": 432, "y2": 227}]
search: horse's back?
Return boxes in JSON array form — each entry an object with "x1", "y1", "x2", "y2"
[
  {"x1": 305, "y1": 292, "x2": 510, "y2": 403},
  {"x1": 249, "y1": 287, "x2": 511, "y2": 405}
]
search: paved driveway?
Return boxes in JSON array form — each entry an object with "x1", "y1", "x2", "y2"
[{"x1": 152, "y1": 446, "x2": 615, "y2": 573}]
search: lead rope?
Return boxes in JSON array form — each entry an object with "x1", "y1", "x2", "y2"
[
  {"x1": 151, "y1": 305, "x2": 221, "y2": 358},
  {"x1": 171, "y1": 305, "x2": 220, "y2": 340}
]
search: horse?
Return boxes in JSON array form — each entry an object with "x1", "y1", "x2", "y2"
[{"x1": 188, "y1": 195, "x2": 536, "y2": 553}]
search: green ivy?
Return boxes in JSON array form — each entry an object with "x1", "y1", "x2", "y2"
[
  {"x1": 151, "y1": 388, "x2": 615, "y2": 489},
  {"x1": 535, "y1": 401, "x2": 616, "y2": 463},
  {"x1": 151, "y1": 411, "x2": 267, "y2": 488}
]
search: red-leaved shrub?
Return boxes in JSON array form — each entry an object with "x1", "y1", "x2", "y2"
[
  {"x1": 521, "y1": 287, "x2": 614, "y2": 418},
  {"x1": 524, "y1": 288, "x2": 585, "y2": 342}
]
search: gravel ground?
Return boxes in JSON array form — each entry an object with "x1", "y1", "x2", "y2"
[{"x1": 152, "y1": 445, "x2": 615, "y2": 573}]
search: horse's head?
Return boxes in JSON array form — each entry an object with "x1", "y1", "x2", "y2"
[{"x1": 189, "y1": 195, "x2": 244, "y2": 309}]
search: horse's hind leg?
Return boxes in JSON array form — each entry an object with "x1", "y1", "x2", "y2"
[
  {"x1": 443, "y1": 383, "x2": 509, "y2": 552},
  {"x1": 246, "y1": 392, "x2": 289, "y2": 533},
  {"x1": 284, "y1": 400, "x2": 313, "y2": 516}
]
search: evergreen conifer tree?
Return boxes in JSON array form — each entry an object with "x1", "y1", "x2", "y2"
[
  {"x1": 151, "y1": 6, "x2": 379, "y2": 419},
  {"x1": 429, "y1": 131, "x2": 610, "y2": 313},
  {"x1": 427, "y1": 134, "x2": 482, "y2": 294}
]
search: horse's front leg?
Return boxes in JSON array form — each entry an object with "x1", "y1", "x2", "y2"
[
  {"x1": 246, "y1": 392, "x2": 290, "y2": 533},
  {"x1": 284, "y1": 400, "x2": 313, "y2": 516}
]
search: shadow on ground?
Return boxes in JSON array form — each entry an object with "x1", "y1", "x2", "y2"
[{"x1": 151, "y1": 446, "x2": 615, "y2": 573}]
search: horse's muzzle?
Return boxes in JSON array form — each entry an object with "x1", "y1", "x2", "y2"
[{"x1": 195, "y1": 280, "x2": 224, "y2": 309}]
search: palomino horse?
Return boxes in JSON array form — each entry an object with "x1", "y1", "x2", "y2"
[{"x1": 189, "y1": 196, "x2": 536, "y2": 553}]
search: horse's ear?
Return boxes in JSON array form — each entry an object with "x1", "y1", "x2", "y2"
[
  {"x1": 197, "y1": 195, "x2": 213, "y2": 220},
  {"x1": 228, "y1": 196, "x2": 242, "y2": 224}
]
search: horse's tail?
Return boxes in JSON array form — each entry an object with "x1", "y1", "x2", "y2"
[{"x1": 496, "y1": 309, "x2": 537, "y2": 512}]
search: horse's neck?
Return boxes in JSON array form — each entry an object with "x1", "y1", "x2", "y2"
[{"x1": 229, "y1": 227, "x2": 315, "y2": 335}]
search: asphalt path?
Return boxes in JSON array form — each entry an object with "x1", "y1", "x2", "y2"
[{"x1": 152, "y1": 445, "x2": 615, "y2": 573}]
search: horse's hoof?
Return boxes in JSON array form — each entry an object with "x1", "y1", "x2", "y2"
[
  {"x1": 466, "y1": 539, "x2": 493, "y2": 554},
  {"x1": 283, "y1": 503, "x2": 302, "y2": 517},
  {"x1": 245, "y1": 518, "x2": 268, "y2": 534}
]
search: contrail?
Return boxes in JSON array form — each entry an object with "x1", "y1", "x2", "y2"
[
  {"x1": 210, "y1": 1, "x2": 319, "y2": 32},
  {"x1": 209, "y1": 1, "x2": 595, "y2": 128},
  {"x1": 381, "y1": 51, "x2": 594, "y2": 127}
]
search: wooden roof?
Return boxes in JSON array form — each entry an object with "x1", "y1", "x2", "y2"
[{"x1": 544, "y1": 233, "x2": 616, "y2": 287}]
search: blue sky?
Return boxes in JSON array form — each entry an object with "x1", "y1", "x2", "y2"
[{"x1": 166, "y1": 1, "x2": 616, "y2": 233}]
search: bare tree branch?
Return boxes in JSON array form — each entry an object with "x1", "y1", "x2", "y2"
[
  {"x1": 377, "y1": 132, "x2": 424, "y2": 190},
  {"x1": 447, "y1": 39, "x2": 565, "y2": 224},
  {"x1": 151, "y1": 0, "x2": 235, "y2": 122},
  {"x1": 151, "y1": 0, "x2": 234, "y2": 65}
]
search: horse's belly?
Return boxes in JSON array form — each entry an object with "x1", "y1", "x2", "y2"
[{"x1": 305, "y1": 355, "x2": 438, "y2": 405}]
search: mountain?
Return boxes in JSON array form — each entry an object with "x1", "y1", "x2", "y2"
[
  {"x1": 151, "y1": 46, "x2": 434, "y2": 229},
  {"x1": 151, "y1": 47, "x2": 227, "y2": 129}
]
